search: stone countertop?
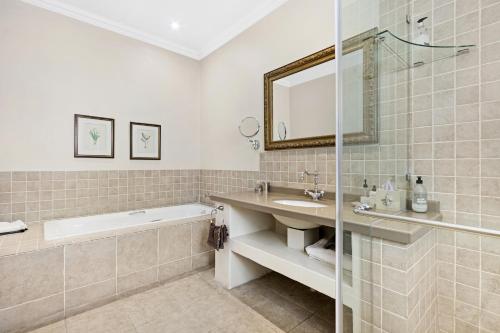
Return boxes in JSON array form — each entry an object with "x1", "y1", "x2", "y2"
[{"x1": 210, "y1": 191, "x2": 442, "y2": 244}]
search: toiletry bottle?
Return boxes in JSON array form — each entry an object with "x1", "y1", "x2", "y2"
[
  {"x1": 369, "y1": 185, "x2": 377, "y2": 208},
  {"x1": 415, "y1": 17, "x2": 430, "y2": 45},
  {"x1": 412, "y1": 176, "x2": 428, "y2": 213},
  {"x1": 363, "y1": 179, "x2": 369, "y2": 197}
]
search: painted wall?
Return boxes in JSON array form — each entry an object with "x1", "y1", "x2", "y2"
[
  {"x1": 200, "y1": 0, "x2": 335, "y2": 171},
  {"x1": 199, "y1": 0, "x2": 378, "y2": 170},
  {"x1": 0, "y1": 1, "x2": 201, "y2": 171}
]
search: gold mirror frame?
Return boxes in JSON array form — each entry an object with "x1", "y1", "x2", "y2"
[{"x1": 264, "y1": 28, "x2": 378, "y2": 150}]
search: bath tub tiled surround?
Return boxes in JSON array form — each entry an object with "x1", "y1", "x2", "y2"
[
  {"x1": 358, "y1": 229, "x2": 437, "y2": 333},
  {"x1": 0, "y1": 218, "x2": 214, "y2": 333},
  {"x1": 200, "y1": 169, "x2": 260, "y2": 204},
  {"x1": 0, "y1": 170, "x2": 200, "y2": 224}
]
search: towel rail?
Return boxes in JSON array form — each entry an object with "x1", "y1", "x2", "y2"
[{"x1": 353, "y1": 207, "x2": 500, "y2": 238}]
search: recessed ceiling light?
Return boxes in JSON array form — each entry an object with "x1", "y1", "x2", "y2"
[{"x1": 170, "y1": 21, "x2": 180, "y2": 30}]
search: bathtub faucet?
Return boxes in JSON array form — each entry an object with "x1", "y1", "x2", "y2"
[{"x1": 129, "y1": 210, "x2": 146, "y2": 216}]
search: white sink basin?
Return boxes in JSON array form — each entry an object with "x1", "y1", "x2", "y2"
[
  {"x1": 272, "y1": 200, "x2": 326, "y2": 229},
  {"x1": 273, "y1": 214, "x2": 320, "y2": 229},
  {"x1": 273, "y1": 199, "x2": 327, "y2": 208}
]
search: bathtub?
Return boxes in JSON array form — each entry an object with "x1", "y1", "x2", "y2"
[{"x1": 44, "y1": 203, "x2": 213, "y2": 240}]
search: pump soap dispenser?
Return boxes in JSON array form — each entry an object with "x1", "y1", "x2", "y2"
[
  {"x1": 412, "y1": 176, "x2": 428, "y2": 213},
  {"x1": 415, "y1": 17, "x2": 430, "y2": 45}
]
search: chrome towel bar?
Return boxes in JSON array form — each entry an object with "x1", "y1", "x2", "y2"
[{"x1": 353, "y1": 207, "x2": 500, "y2": 238}]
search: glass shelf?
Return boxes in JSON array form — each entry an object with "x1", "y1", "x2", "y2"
[{"x1": 376, "y1": 29, "x2": 475, "y2": 71}]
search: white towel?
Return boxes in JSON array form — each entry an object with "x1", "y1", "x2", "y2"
[
  {"x1": 306, "y1": 238, "x2": 353, "y2": 271},
  {"x1": 0, "y1": 220, "x2": 28, "y2": 234}
]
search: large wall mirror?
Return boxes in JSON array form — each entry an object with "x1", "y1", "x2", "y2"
[{"x1": 264, "y1": 28, "x2": 378, "y2": 150}]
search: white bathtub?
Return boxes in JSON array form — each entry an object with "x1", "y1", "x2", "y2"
[{"x1": 44, "y1": 203, "x2": 213, "y2": 241}]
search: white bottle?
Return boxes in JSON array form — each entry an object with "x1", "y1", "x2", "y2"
[
  {"x1": 412, "y1": 176, "x2": 428, "y2": 213},
  {"x1": 415, "y1": 17, "x2": 430, "y2": 45},
  {"x1": 369, "y1": 185, "x2": 377, "y2": 208}
]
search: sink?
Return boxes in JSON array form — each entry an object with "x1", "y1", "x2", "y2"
[
  {"x1": 273, "y1": 199, "x2": 327, "y2": 208},
  {"x1": 273, "y1": 214, "x2": 319, "y2": 229},
  {"x1": 272, "y1": 200, "x2": 326, "y2": 229}
]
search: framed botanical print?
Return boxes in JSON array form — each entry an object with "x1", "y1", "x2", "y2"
[
  {"x1": 74, "y1": 114, "x2": 114, "y2": 158},
  {"x1": 130, "y1": 122, "x2": 161, "y2": 160}
]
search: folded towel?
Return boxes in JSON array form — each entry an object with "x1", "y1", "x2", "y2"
[
  {"x1": 0, "y1": 220, "x2": 28, "y2": 235},
  {"x1": 305, "y1": 238, "x2": 352, "y2": 271}
]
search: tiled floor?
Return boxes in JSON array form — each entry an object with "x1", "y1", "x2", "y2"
[
  {"x1": 28, "y1": 269, "x2": 347, "y2": 333},
  {"x1": 230, "y1": 272, "x2": 352, "y2": 333}
]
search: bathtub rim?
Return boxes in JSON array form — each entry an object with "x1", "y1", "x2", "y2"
[
  {"x1": 43, "y1": 203, "x2": 214, "y2": 241},
  {"x1": 0, "y1": 205, "x2": 214, "y2": 258}
]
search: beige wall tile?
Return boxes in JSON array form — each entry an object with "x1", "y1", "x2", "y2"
[
  {"x1": 482, "y1": 159, "x2": 500, "y2": 177},
  {"x1": 480, "y1": 310, "x2": 500, "y2": 332},
  {"x1": 158, "y1": 258, "x2": 192, "y2": 282},
  {"x1": 482, "y1": 120, "x2": 500, "y2": 139},
  {"x1": 456, "y1": 85, "x2": 479, "y2": 105},
  {"x1": 482, "y1": 21, "x2": 500, "y2": 45},
  {"x1": 455, "y1": 301, "x2": 480, "y2": 326},
  {"x1": 481, "y1": 2, "x2": 500, "y2": 26},
  {"x1": 481, "y1": 196, "x2": 500, "y2": 216},
  {"x1": 481, "y1": 236, "x2": 500, "y2": 256},
  {"x1": 117, "y1": 267, "x2": 158, "y2": 294},
  {"x1": 481, "y1": 178, "x2": 500, "y2": 196},
  {"x1": 0, "y1": 247, "x2": 63, "y2": 309},
  {"x1": 482, "y1": 81, "x2": 500, "y2": 103},
  {"x1": 481, "y1": 271, "x2": 500, "y2": 295},
  {"x1": 457, "y1": 0, "x2": 478, "y2": 16},
  {"x1": 65, "y1": 279, "x2": 116, "y2": 316},
  {"x1": 456, "y1": 283, "x2": 480, "y2": 307},
  {"x1": 158, "y1": 223, "x2": 191, "y2": 264},
  {"x1": 456, "y1": 266, "x2": 480, "y2": 288},
  {"x1": 382, "y1": 309, "x2": 407, "y2": 333},
  {"x1": 482, "y1": 253, "x2": 500, "y2": 275},
  {"x1": 382, "y1": 243, "x2": 409, "y2": 270},
  {"x1": 382, "y1": 288, "x2": 407, "y2": 317},
  {"x1": 192, "y1": 251, "x2": 215, "y2": 270},
  {"x1": 191, "y1": 220, "x2": 212, "y2": 254},
  {"x1": 0, "y1": 293, "x2": 64, "y2": 333},
  {"x1": 481, "y1": 291, "x2": 500, "y2": 314},
  {"x1": 65, "y1": 237, "x2": 116, "y2": 290},
  {"x1": 117, "y1": 230, "x2": 158, "y2": 276}
]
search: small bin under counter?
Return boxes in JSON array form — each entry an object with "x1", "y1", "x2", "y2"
[{"x1": 210, "y1": 188, "x2": 442, "y2": 333}]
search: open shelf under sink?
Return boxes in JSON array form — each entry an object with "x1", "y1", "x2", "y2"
[{"x1": 231, "y1": 230, "x2": 353, "y2": 300}]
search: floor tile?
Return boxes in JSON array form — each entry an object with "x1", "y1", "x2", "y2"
[{"x1": 26, "y1": 269, "x2": 345, "y2": 333}]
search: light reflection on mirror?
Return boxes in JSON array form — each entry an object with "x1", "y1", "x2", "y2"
[
  {"x1": 277, "y1": 121, "x2": 287, "y2": 140},
  {"x1": 271, "y1": 49, "x2": 364, "y2": 141}
]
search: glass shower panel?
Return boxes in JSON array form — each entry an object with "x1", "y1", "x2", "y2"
[{"x1": 337, "y1": 0, "x2": 412, "y2": 332}]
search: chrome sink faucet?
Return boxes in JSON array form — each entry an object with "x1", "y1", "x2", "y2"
[{"x1": 300, "y1": 170, "x2": 325, "y2": 201}]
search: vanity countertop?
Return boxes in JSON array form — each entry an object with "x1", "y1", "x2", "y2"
[{"x1": 210, "y1": 191, "x2": 441, "y2": 244}]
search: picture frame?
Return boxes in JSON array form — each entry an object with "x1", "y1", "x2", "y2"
[
  {"x1": 74, "y1": 114, "x2": 115, "y2": 158},
  {"x1": 130, "y1": 122, "x2": 161, "y2": 160}
]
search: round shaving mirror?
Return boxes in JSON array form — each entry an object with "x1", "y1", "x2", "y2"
[
  {"x1": 239, "y1": 116, "x2": 260, "y2": 150},
  {"x1": 239, "y1": 116, "x2": 260, "y2": 138}
]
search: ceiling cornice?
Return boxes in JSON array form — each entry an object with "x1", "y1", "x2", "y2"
[
  {"x1": 198, "y1": 0, "x2": 288, "y2": 58},
  {"x1": 21, "y1": 0, "x2": 288, "y2": 60},
  {"x1": 21, "y1": 0, "x2": 201, "y2": 59}
]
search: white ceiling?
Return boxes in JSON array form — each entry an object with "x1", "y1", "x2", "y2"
[{"x1": 22, "y1": 0, "x2": 289, "y2": 59}]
